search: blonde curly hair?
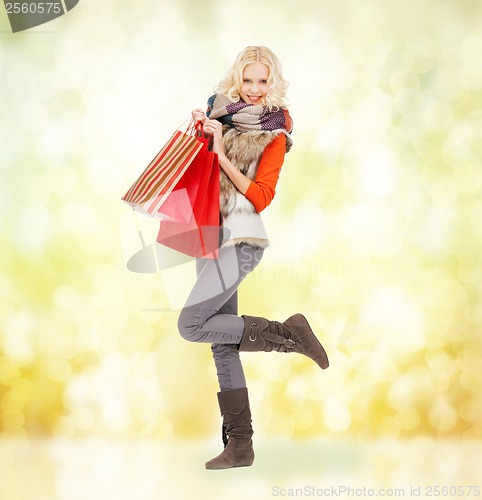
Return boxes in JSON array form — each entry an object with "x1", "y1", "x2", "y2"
[{"x1": 215, "y1": 46, "x2": 289, "y2": 111}]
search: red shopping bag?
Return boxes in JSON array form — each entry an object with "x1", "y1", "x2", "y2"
[
  {"x1": 121, "y1": 120, "x2": 204, "y2": 220},
  {"x1": 156, "y1": 127, "x2": 220, "y2": 258}
]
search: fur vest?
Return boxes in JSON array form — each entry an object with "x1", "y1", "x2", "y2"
[{"x1": 219, "y1": 126, "x2": 282, "y2": 248}]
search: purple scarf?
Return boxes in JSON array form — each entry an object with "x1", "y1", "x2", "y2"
[{"x1": 206, "y1": 94, "x2": 293, "y2": 152}]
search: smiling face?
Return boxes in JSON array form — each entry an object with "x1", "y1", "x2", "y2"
[{"x1": 239, "y1": 61, "x2": 270, "y2": 105}]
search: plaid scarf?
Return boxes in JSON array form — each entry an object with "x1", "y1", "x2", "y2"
[{"x1": 206, "y1": 94, "x2": 293, "y2": 152}]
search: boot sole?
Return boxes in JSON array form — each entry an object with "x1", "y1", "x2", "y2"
[
  {"x1": 205, "y1": 461, "x2": 254, "y2": 470},
  {"x1": 287, "y1": 313, "x2": 330, "y2": 369}
]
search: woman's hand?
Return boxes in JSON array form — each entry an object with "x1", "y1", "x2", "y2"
[
  {"x1": 191, "y1": 108, "x2": 208, "y2": 125},
  {"x1": 203, "y1": 119, "x2": 225, "y2": 158},
  {"x1": 189, "y1": 112, "x2": 249, "y2": 194},
  {"x1": 202, "y1": 120, "x2": 251, "y2": 195}
]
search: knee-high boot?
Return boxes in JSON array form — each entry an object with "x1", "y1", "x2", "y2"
[
  {"x1": 205, "y1": 387, "x2": 255, "y2": 470},
  {"x1": 239, "y1": 313, "x2": 329, "y2": 369}
]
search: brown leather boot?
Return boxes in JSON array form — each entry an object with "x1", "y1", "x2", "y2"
[
  {"x1": 239, "y1": 314, "x2": 329, "y2": 369},
  {"x1": 205, "y1": 387, "x2": 255, "y2": 470}
]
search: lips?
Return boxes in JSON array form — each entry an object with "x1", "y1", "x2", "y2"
[{"x1": 249, "y1": 96, "x2": 261, "y2": 103}]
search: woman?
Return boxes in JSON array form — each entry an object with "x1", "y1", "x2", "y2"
[{"x1": 177, "y1": 46, "x2": 329, "y2": 470}]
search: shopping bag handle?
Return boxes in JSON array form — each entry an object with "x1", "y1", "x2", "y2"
[
  {"x1": 178, "y1": 117, "x2": 209, "y2": 141},
  {"x1": 194, "y1": 121, "x2": 205, "y2": 136}
]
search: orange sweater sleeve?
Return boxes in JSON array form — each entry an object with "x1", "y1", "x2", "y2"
[{"x1": 244, "y1": 133, "x2": 287, "y2": 213}]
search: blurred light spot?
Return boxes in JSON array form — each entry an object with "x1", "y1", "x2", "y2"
[
  {"x1": 458, "y1": 398, "x2": 480, "y2": 424},
  {"x1": 451, "y1": 164, "x2": 481, "y2": 196},
  {"x1": 53, "y1": 60, "x2": 85, "y2": 91},
  {"x1": 395, "y1": 88, "x2": 423, "y2": 114},
  {"x1": 17, "y1": 99, "x2": 47, "y2": 130},
  {"x1": 397, "y1": 407, "x2": 420, "y2": 430},
  {"x1": 53, "y1": 286, "x2": 84, "y2": 313},
  {"x1": 459, "y1": 35, "x2": 482, "y2": 90},
  {"x1": 102, "y1": 399, "x2": 131, "y2": 432},
  {"x1": 1, "y1": 410, "x2": 25, "y2": 431},
  {"x1": 47, "y1": 359, "x2": 72, "y2": 383},
  {"x1": 12, "y1": 202, "x2": 49, "y2": 257},
  {"x1": 435, "y1": 71, "x2": 463, "y2": 101},
  {"x1": 430, "y1": 371, "x2": 451, "y2": 393},
  {"x1": 418, "y1": 205, "x2": 455, "y2": 253},
  {"x1": 3, "y1": 311, "x2": 35, "y2": 364},
  {"x1": 459, "y1": 35, "x2": 482, "y2": 64},
  {"x1": 358, "y1": 143, "x2": 397, "y2": 197},
  {"x1": 153, "y1": 4, "x2": 186, "y2": 43},
  {"x1": 36, "y1": 121, "x2": 71, "y2": 166},
  {"x1": 29, "y1": 71, "x2": 57, "y2": 101},
  {"x1": 422, "y1": 99, "x2": 453, "y2": 131},
  {"x1": 87, "y1": 153, "x2": 126, "y2": 196},
  {"x1": 292, "y1": 201, "x2": 326, "y2": 252},
  {"x1": 324, "y1": 395, "x2": 351, "y2": 432},
  {"x1": 442, "y1": 123, "x2": 474, "y2": 164},
  {"x1": 45, "y1": 166, "x2": 76, "y2": 194},
  {"x1": 352, "y1": 90, "x2": 393, "y2": 138},
  {"x1": 457, "y1": 348, "x2": 480, "y2": 374},
  {"x1": 1, "y1": 391, "x2": 22, "y2": 412},
  {"x1": 314, "y1": 102, "x2": 343, "y2": 161},
  {"x1": 7, "y1": 63, "x2": 31, "y2": 96},
  {"x1": 459, "y1": 370, "x2": 478, "y2": 392},
  {"x1": 291, "y1": 406, "x2": 315, "y2": 431},
  {"x1": 429, "y1": 397, "x2": 458, "y2": 431},
  {"x1": 71, "y1": 407, "x2": 95, "y2": 431},
  {"x1": 21, "y1": 174, "x2": 53, "y2": 205},
  {"x1": 425, "y1": 350, "x2": 452, "y2": 372},
  {"x1": 55, "y1": 337, "x2": 79, "y2": 360},
  {"x1": 389, "y1": 70, "x2": 420, "y2": 94},
  {"x1": 76, "y1": 321, "x2": 100, "y2": 352},
  {"x1": 404, "y1": 41, "x2": 436, "y2": 73},
  {"x1": 60, "y1": 201, "x2": 99, "y2": 235},
  {"x1": 460, "y1": 62, "x2": 482, "y2": 91},
  {"x1": 11, "y1": 379, "x2": 34, "y2": 405},
  {"x1": 388, "y1": 375, "x2": 417, "y2": 410},
  {"x1": 0, "y1": 361, "x2": 20, "y2": 386},
  {"x1": 369, "y1": 356, "x2": 397, "y2": 382},
  {"x1": 378, "y1": 416, "x2": 400, "y2": 437},
  {"x1": 339, "y1": 201, "x2": 402, "y2": 255},
  {"x1": 361, "y1": 286, "x2": 425, "y2": 351}
]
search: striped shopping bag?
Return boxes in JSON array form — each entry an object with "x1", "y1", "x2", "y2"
[{"x1": 121, "y1": 120, "x2": 204, "y2": 220}]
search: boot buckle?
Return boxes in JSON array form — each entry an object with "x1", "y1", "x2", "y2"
[
  {"x1": 282, "y1": 338, "x2": 296, "y2": 349},
  {"x1": 249, "y1": 323, "x2": 258, "y2": 342}
]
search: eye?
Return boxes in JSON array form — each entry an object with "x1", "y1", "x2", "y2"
[
  {"x1": 243, "y1": 79, "x2": 251, "y2": 83},
  {"x1": 260, "y1": 80, "x2": 268, "y2": 84}
]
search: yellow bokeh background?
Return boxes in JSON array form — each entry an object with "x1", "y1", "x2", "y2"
[{"x1": 1, "y1": 0, "x2": 482, "y2": 498}]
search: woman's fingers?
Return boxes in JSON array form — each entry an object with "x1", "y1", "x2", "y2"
[
  {"x1": 204, "y1": 120, "x2": 224, "y2": 155},
  {"x1": 191, "y1": 110, "x2": 205, "y2": 124},
  {"x1": 204, "y1": 119, "x2": 221, "y2": 135}
]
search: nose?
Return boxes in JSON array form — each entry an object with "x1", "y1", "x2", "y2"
[{"x1": 249, "y1": 81, "x2": 259, "y2": 92}]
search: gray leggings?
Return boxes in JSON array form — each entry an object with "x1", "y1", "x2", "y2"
[{"x1": 177, "y1": 243, "x2": 264, "y2": 390}]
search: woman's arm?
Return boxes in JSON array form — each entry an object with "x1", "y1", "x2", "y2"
[
  {"x1": 202, "y1": 118, "x2": 252, "y2": 195},
  {"x1": 191, "y1": 109, "x2": 286, "y2": 208},
  {"x1": 244, "y1": 134, "x2": 286, "y2": 212}
]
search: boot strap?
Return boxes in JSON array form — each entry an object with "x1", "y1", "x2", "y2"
[
  {"x1": 249, "y1": 322, "x2": 296, "y2": 349},
  {"x1": 222, "y1": 424, "x2": 228, "y2": 448}
]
